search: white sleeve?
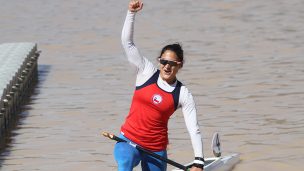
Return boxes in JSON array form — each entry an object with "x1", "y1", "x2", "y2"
[
  {"x1": 121, "y1": 11, "x2": 145, "y2": 73},
  {"x1": 179, "y1": 86, "x2": 204, "y2": 158},
  {"x1": 121, "y1": 11, "x2": 157, "y2": 85}
]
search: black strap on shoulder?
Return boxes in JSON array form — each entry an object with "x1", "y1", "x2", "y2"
[
  {"x1": 136, "y1": 70, "x2": 160, "y2": 90},
  {"x1": 172, "y1": 80, "x2": 182, "y2": 110}
]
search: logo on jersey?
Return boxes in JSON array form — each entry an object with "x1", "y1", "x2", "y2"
[{"x1": 152, "y1": 94, "x2": 162, "y2": 105}]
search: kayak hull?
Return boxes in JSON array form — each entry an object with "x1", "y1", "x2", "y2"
[{"x1": 172, "y1": 153, "x2": 240, "y2": 171}]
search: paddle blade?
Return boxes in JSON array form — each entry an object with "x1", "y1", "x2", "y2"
[
  {"x1": 102, "y1": 131, "x2": 114, "y2": 140},
  {"x1": 102, "y1": 131, "x2": 109, "y2": 137},
  {"x1": 101, "y1": 131, "x2": 127, "y2": 143},
  {"x1": 212, "y1": 132, "x2": 222, "y2": 157}
]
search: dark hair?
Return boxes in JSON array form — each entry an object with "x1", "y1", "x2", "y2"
[{"x1": 159, "y1": 43, "x2": 184, "y2": 67}]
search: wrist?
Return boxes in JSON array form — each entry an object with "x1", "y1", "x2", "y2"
[
  {"x1": 128, "y1": 10, "x2": 136, "y2": 14},
  {"x1": 193, "y1": 157, "x2": 205, "y2": 169}
]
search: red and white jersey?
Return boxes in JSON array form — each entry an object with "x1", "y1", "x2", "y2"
[
  {"x1": 121, "y1": 70, "x2": 182, "y2": 151},
  {"x1": 120, "y1": 11, "x2": 204, "y2": 157}
]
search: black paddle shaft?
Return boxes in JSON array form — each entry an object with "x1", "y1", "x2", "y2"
[{"x1": 103, "y1": 132, "x2": 188, "y2": 171}]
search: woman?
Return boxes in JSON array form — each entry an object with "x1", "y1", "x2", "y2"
[{"x1": 114, "y1": 1, "x2": 204, "y2": 171}]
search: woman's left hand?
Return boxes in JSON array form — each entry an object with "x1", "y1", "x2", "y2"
[{"x1": 190, "y1": 166, "x2": 203, "y2": 171}]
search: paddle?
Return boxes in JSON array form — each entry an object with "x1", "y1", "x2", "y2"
[{"x1": 102, "y1": 132, "x2": 189, "y2": 171}]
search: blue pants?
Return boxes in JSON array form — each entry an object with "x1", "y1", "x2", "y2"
[{"x1": 114, "y1": 134, "x2": 167, "y2": 171}]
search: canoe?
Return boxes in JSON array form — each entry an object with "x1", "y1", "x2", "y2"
[
  {"x1": 172, "y1": 132, "x2": 240, "y2": 171},
  {"x1": 172, "y1": 153, "x2": 240, "y2": 171}
]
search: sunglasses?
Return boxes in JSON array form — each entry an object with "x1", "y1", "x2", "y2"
[{"x1": 159, "y1": 59, "x2": 181, "y2": 66}]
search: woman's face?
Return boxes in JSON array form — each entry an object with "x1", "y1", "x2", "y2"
[{"x1": 159, "y1": 50, "x2": 182, "y2": 84}]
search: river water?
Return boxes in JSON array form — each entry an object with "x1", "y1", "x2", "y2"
[{"x1": 0, "y1": 0, "x2": 303, "y2": 170}]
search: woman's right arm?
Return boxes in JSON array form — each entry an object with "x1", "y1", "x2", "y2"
[{"x1": 121, "y1": 1, "x2": 145, "y2": 72}]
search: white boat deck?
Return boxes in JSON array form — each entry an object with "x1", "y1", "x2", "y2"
[{"x1": 172, "y1": 153, "x2": 240, "y2": 171}]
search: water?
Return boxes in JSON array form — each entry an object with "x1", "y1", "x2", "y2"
[{"x1": 0, "y1": 0, "x2": 303, "y2": 170}]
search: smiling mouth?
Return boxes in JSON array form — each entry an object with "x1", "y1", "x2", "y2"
[{"x1": 164, "y1": 69, "x2": 171, "y2": 75}]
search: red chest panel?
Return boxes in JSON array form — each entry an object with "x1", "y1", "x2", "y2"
[{"x1": 134, "y1": 84, "x2": 175, "y2": 121}]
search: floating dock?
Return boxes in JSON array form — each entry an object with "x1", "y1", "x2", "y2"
[{"x1": 0, "y1": 42, "x2": 39, "y2": 141}]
